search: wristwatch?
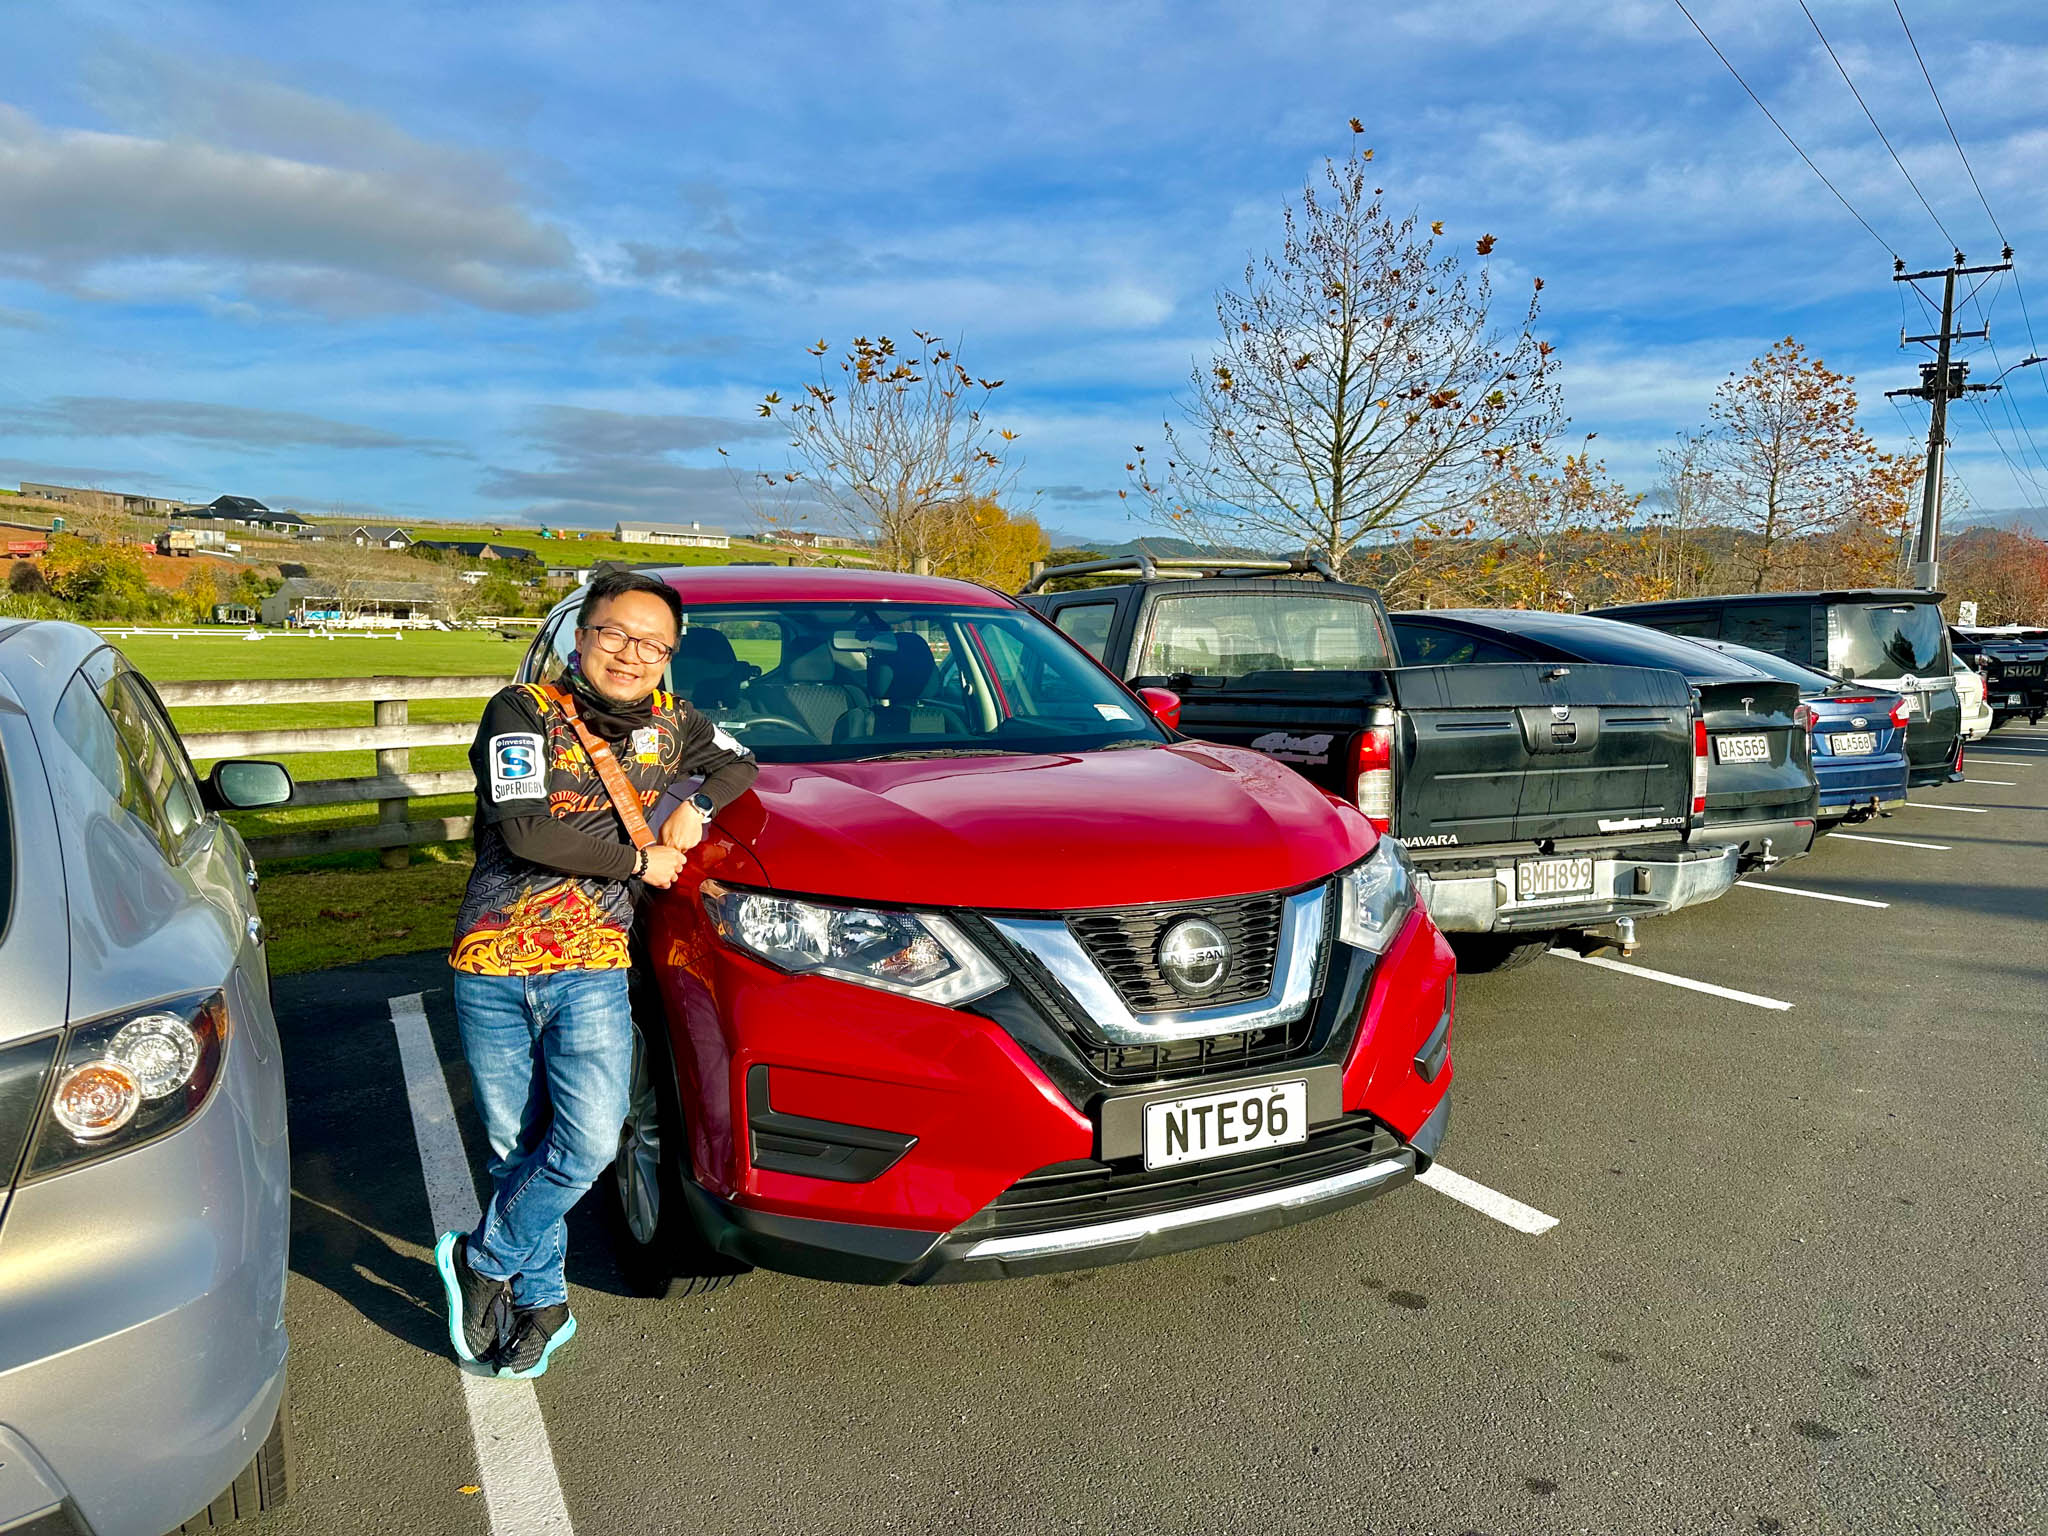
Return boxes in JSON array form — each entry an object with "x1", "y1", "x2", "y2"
[{"x1": 688, "y1": 792, "x2": 716, "y2": 820}]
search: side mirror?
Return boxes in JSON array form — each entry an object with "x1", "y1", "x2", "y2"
[
  {"x1": 204, "y1": 759, "x2": 295, "y2": 811},
  {"x1": 1136, "y1": 686, "x2": 1182, "y2": 732}
]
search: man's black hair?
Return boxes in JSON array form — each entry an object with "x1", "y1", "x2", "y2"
[{"x1": 578, "y1": 568, "x2": 683, "y2": 635}]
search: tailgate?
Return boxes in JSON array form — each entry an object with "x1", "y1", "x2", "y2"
[
  {"x1": 1167, "y1": 669, "x2": 1390, "y2": 800},
  {"x1": 1389, "y1": 663, "x2": 1694, "y2": 848},
  {"x1": 1697, "y1": 679, "x2": 1815, "y2": 816}
]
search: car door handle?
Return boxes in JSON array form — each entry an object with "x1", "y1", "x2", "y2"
[{"x1": 248, "y1": 915, "x2": 266, "y2": 946}]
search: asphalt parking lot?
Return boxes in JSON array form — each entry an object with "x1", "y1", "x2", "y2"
[{"x1": 259, "y1": 727, "x2": 2047, "y2": 1536}]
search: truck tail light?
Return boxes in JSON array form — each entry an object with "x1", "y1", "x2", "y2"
[
  {"x1": 1353, "y1": 723, "x2": 1395, "y2": 833},
  {"x1": 1795, "y1": 702, "x2": 1816, "y2": 733},
  {"x1": 1890, "y1": 699, "x2": 1911, "y2": 729},
  {"x1": 1691, "y1": 717, "x2": 1709, "y2": 818}
]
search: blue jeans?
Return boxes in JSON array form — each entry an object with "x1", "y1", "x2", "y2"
[{"x1": 453, "y1": 968, "x2": 633, "y2": 1310}]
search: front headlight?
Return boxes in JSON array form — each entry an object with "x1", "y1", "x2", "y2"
[
  {"x1": 1337, "y1": 839, "x2": 1417, "y2": 954},
  {"x1": 702, "y1": 880, "x2": 1004, "y2": 1006}
]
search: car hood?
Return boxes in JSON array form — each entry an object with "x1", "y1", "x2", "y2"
[{"x1": 715, "y1": 742, "x2": 1376, "y2": 911}]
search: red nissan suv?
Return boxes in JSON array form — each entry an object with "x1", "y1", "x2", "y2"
[{"x1": 518, "y1": 567, "x2": 1455, "y2": 1289}]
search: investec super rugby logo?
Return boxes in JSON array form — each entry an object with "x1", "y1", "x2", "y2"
[{"x1": 489, "y1": 732, "x2": 546, "y2": 802}]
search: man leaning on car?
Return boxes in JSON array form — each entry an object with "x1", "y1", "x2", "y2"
[{"x1": 437, "y1": 568, "x2": 757, "y2": 1378}]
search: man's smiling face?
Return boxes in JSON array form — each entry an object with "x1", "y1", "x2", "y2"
[{"x1": 574, "y1": 589, "x2": 679, "y2": 704}]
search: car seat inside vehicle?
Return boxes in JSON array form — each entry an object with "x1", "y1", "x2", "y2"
[
  {"x1": 833, "y1": 631, "x2": 970, "y2": 740},
  {"x1": 745, "y1": 638, "x2": 866, "y2": 742},
  {"x1": 669, "y1": 626, "x2": 756, "y2": 709}
]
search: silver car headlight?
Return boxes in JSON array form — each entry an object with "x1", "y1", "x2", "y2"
[
  {"x1": 1337, "y1": 839, "x2": 1417, "y2": 954},
  {"x1": 702, "y1": 880, "x2": 1004, "y2": 1006}
]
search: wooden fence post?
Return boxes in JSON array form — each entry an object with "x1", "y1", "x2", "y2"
[{"x1": 375, "y1": 696, "x2": 409, "y2": 869}]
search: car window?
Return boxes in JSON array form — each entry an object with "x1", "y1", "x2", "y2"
[
  {"x1": 1392, "y1": 621, "x2": 1532, "y2": 666},
  {"x1": 1490, "y1": 614, "x2": 1760, "y2": 680},
  {"x1": 535, "y1": 607, "x2": 577, "y2": 684},
  {"x1": 1825, "y1": 600, "x2": 1948, "y2": 679},
  {"x1": 1052, "y1": 602, "x2": 1116, "y2": 662},
  {"x1": 102, "y1": 672, "x2": 204, "y2": 853},
  {"x1": 1137, "y1": 592, "x2": 1394, "y2": 678},
  {"x1": 53, "y1": 671, "x2": 171, "y2": 851},
  {"x1": 1721, "y1": 603, "x2": 1811, "y2": 658}
]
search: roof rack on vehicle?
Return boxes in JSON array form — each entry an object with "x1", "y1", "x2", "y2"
[{"x1": 1020, "y1": 553, "x2": 1339, "y2": 593}]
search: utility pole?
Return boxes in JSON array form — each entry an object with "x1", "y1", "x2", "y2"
[{"x1": 1887, "y1": 253, "x2": 2010, "y2": 589}]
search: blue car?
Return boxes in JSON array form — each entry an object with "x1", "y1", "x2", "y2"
[{"x1": 1692, "y1": 638, "x2": 1907, "y2": 825}]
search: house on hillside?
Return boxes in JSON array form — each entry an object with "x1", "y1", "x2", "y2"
[
  {"x1": 764, "y1": 528, "x2": 864, "y2": 550},
  {"x1": 176, "y1": 496, "x2": 314, "y2": 536},
  {"x1": 19, "y1": 482, "x2": 187, "y2": 518},
  {"x1": 350, "y1": 524, "x2": 413, "y2": 549},
  {"x1": 413, "y1": 539, "x2": 540, "y2": 564},
  {"x1": 614, "y1": 520, "x2": 730, "y2": 549},
  {"x1": 260, "y1": 576, "x2": 443, "y2": 628},
  {"x1": 544, "y1": 565, "x2": 586, "y2": 589}
]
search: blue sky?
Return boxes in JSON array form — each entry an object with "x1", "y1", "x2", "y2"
[{"x1": 4, "y1": 0, "x2": 2047, "y2": 542}]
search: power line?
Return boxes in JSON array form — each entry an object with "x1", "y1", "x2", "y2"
[
  {"x1": 1669, "y1": 0, "x2": 1901, "y2": 260},
  {"x1": 1891, "y1": 0, "x2": 2002, "y2": 242},
  {"x1": 1890, "y1": 0, "x2": 2048, "y2": 437},
  {"x1": 1798, "y1": 0, "x2": 1959, "y2": 255}
]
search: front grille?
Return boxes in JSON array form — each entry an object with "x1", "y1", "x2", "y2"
[
  {"x1": 952, "y1": 1112, "x2": 1407, "y2": 1241},
  {"x1": 1067, "y1": 891, "x2": 1284, "y2": 1012}
]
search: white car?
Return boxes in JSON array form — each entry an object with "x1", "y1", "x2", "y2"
[{"x1": 1954, "y1": 657, "x2": 1993, "y2": 741}]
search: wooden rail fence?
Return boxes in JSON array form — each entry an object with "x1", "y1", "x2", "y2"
[{"x1": 159, "y1": 673, "x2": 506, "y2": 865}]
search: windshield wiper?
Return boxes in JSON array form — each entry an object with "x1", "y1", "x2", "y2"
[
  {"x1": 855, "y1": 747, "x2": 1033, "y2": 763},
  {"x1": 1094, "y1": 737, "x2": 1161, "y2": 750}
]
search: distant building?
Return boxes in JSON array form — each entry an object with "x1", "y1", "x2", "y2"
[
  {"x1": 176, "y1": 496, "x2": 314, "y2": 535},
  {"x1": 19, "y1": 482, "x2": 187, "y2": 518},
  {"x1": 766, "y1": 528, "x2": 864, "y2": 550},
  {"x1": 212, "y1": 604, "x2": 257, "y2": 624},
  {"x1": 543, "y1": 565, "x2": 586, "y2": 589},
  {"x1": 413, "y1": 539, "x2": 540, "y2": 564},
  {"x1": 350, "y1": 524, "x2": 413, "y2": 549},
  {"x1": 614, "y1": 520, "x2": 730, "y2": 549},
  {"x1": 260, "y1": 577, "x2": 443, "y2": 628}
]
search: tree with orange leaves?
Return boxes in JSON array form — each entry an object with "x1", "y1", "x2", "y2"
[{"x1": 1698, "y1": 338, "x2": 1876, "y2": 592}]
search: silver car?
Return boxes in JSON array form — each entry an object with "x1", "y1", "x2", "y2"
[{"x1": 0, "y1": 619, "x2": 296, "y2": 1536}]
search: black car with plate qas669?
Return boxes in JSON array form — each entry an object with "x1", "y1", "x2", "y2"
[
  {"x1": 1019, "y1": 558, "x2": 1739, "y2": 973},
  {"x1": 1389, "y1": 610, "x2": 1820, "y2": 873}
]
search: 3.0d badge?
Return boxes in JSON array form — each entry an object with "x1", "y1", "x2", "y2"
[{"x1": 1158, "y1": 918, "x2": 1231, "y2": 997}]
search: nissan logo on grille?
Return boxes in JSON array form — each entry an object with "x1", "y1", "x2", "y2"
[{"x1": 1158, "y1": 918, "x2": 1231, "y2": 997}]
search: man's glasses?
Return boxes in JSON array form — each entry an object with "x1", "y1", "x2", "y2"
[{"x1": 582, "y1": 624, "x2": 675, "y2": 664}]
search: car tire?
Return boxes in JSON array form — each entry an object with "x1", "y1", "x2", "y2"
[
  {"x1": 171, "y1": 1392, "x2": 292, "y2": 1532},
  {"x1": 1449, "y1": 934, "x2": 1553, "y2": 974},
  {"x1": 607, "y1": 1011, "x2": 750, "y2": 1301}
]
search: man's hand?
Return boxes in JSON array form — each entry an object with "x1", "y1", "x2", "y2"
[
  {"x1": 659, "y1": 801, "x2": 707, "y2": 853},
  {"x1": 640, "y1": 845, "x2": 686, "y2": 888}
]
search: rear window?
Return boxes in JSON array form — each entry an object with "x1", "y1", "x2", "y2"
[
  {"x1": 1136, "y1": 592, "x2": 1394, "y2": 679},
  {"x1": 1703, "y1": 639, "x2": 1839, "y2": 692},
  {"x1": 1825, "y1": 601, "x2": 1948, "y2": 679},
  {"x1": 1720, "y1": 603, "x2": 1812, "y2": 659}
]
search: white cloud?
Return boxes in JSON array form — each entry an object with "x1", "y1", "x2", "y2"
[{"x1": 0, "y1": 102, "x2": 586, "y2": 315}]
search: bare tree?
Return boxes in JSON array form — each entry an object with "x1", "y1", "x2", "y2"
[
  {"x1": 309, "y1": 539, "x2": 396, "y2": 622},
  {"x1": 1653, "y1": 430, "x2": 1717, "y2": 598},
  {"x1": 1697, "y1": 338, "x2": 1875, "y2": 592},
  {"x1": 761, "y1": 333, "x2": 1022, "y2": 572},
  {"x1": 1132, "y1": 130, "x2": 1564, "y2": 583}
]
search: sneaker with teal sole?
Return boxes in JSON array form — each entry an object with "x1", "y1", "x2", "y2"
[
  {"x1": 435, "y1": 1231, "x2": 508, "y2": 1364},
  {"x1": 493, "y1": 1303, "x2": 577, "y2": 1379}
]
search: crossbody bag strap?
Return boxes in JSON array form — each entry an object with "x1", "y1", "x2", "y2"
[{"x1": 542, "y1": 683, "x2": 656, "y2": 850}]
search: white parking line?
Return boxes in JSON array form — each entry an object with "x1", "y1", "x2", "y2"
[
  {"x1": 1737, "y1": 880, "x2": 1890, "y2": 909},
  {"x1": 390, "y1": 993, "x2": 575, "y2": 1536},
  {"x1": 1968, "y1": 758, "x2": 2038, "y2": 765},
  {"x1": 1545, "y1": 948, "x2": 1794, "y2": 1010},
  {"x1": 1826, "y1": 832, "x2": 1952, "y2": 851},
  {"x1": 1905, "y1": 802, "x2": 1989, "y2": 814},
  {"x1": 1414, "y1": 1163, "x2": 1559, "y2": 1235},
  {"x1": 1964, "y1": 779, "x2": 2017, "y2": 786}
]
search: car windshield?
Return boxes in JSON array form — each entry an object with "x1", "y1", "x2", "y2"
[
  {"x1": 660, "y1": 602, "x2": 1167, "y2": 763},
  {"x1": 1825, "y1": 601, "x2": 1948, "y2": 679},
  {"x1": 1135, "y1": 592, "x2": 1394, "y2": 679},
  {"x1": 1701, "y1": 639, "x2": 1842, "y2": 693}
]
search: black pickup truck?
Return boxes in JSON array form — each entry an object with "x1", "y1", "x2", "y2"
[
  {"x1": 1950, "y1": 625, "x2": 2048, "y2": 724},
  {"x1": 1019, "y1": 558, "x2": 1739, "y2": 968}
]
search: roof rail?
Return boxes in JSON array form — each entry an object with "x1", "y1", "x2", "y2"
[{"x1": 1020, "y1": 553, "x2": 1339, "y2": 594}]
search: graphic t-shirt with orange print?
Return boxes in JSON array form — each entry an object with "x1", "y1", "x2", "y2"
[{"x1": 450, "y1": 680, "x2": 755, "y2": 977}]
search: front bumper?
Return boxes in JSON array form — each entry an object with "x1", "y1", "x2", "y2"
[
  {"x1": 0, "y1": 1042, "x2": 291, "y2": 1536},
  {"x1": 1414, "y1": 842, "x2": 1739, "y2": 934},
  {"x1": 645, "y1": 890, "x2": 1457, "y2": 1285}
]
